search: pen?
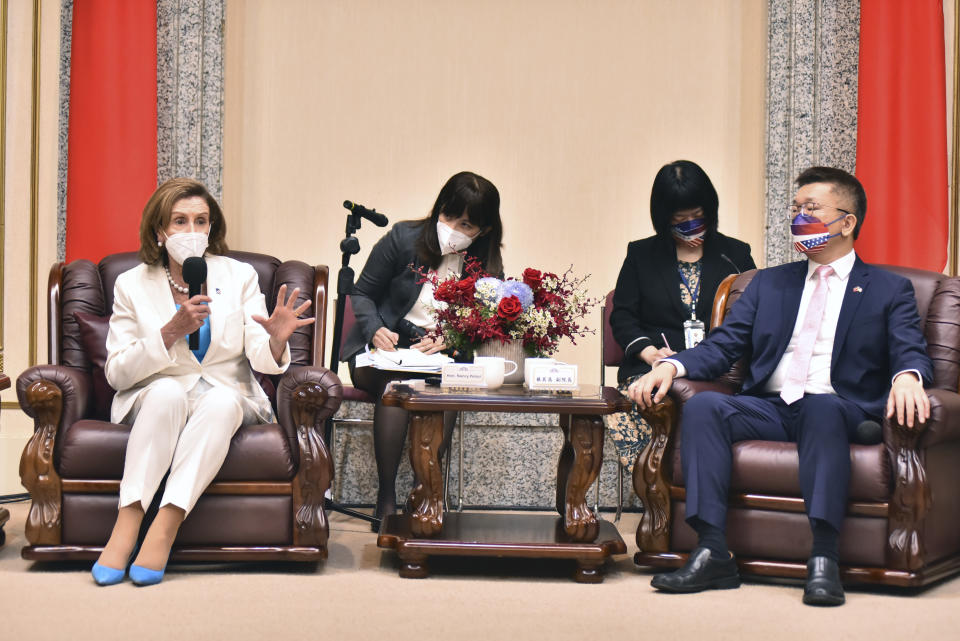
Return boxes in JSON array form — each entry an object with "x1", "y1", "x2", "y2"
[{"x1": 661, "y1": 332, "x2": 672, "y2": 351}]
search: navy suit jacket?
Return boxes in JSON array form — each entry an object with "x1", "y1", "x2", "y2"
[{"x1": 674, "y1": 256, "x2": 934, "y2": 419}]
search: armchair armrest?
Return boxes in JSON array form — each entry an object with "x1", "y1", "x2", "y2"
[
  {"x1": 276, "y1": 365, "x2": 343, "y2": 549},
  {"x1": 880, "y1": 388, "x2": 960, "y2": 571},
  {"x1": 16, "y1": 365, "x2": 92, "y2": 429},
  {"x1": 15, "y1": 365, "x2": 92, "y2": 547}
]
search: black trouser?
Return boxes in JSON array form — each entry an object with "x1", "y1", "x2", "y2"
[{"x1": 348, "y1": 361, "x2": 456, "y2": 516}]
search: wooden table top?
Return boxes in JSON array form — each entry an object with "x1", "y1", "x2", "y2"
[{"x1": 381, "y1": 383, "x2": 630, "y2": 414}]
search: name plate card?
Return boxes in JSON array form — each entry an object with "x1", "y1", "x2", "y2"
[
  {"x1": 525, "y1": 363, "x2": 579, "y2": 391},
  {"x1": 441, "y1": 363, "x2": 487, "y2": 388}
]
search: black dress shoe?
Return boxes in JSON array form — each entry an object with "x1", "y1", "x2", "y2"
[
  {"x1": 803, "y1": 556, "x2": 845, "y2": 606},
  {"x1": 650, "y1": 546, "x2": 741, "y2": 593}
]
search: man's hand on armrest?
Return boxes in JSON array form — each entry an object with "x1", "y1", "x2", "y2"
[
  {"x1": 886, "y1": 371, "x2": 930, "y2": 429},
  {"x1": 628, "y1": 361, "x2": 678, "y2": 409}
]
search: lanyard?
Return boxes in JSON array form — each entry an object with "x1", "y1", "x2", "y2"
[{"x1": 677, "y1": 265, "x2": 700, "y2": 319}]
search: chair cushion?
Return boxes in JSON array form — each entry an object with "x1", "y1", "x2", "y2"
[
  {"x1": 58, "y1": 419, "x2": 298, "y2": 481},
  {"x1": 73, "y1": 311, "x2": 115, "y2": 420},
  {"x1": 671, "y1": 439, "x2": 892, "y2": 502}
]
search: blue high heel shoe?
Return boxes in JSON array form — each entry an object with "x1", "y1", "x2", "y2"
[
  {"x1": 91, "y1": 561, "x2": 126, "y2": 586},
  {"x1": 129, "y1": 563, "x2": 166, "y2": 586}
]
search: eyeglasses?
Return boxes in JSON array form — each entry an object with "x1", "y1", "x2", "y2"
[{"x1": 788, "y1": 202, "x2": 852, "y2": 218}]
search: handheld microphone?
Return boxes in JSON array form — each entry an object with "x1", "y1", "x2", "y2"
[
  {"x1": 343, "y1": 200, "x2": 389, "y2": 227},
  {"x1": 182, "y1": 256, "x2": 207, "y2": 350},
  {"x1": 720, "y1": 253, "x2": 742, "y2": 275},
  {"x1": 854, "y1": 420, "x2": 883, "y2": 445}
]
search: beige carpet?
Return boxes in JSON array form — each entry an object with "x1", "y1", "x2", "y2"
[{"x1": 0, "y1": 501, "x2": 956, "y2": 641}]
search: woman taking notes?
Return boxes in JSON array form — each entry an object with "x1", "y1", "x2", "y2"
[
  {"x1": 341, "y1": 171, "x2": 504, "y2": 524},
  {"x1": 607, "y1": 160, "x2": 756, "y2": 472}
]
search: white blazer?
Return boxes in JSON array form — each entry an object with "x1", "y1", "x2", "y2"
[{"x1": 105, "y1": 255, "x2": 291, "y2": 424}]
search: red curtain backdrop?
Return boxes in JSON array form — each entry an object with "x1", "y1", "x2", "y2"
[
  {"x1": 855, "y1": 0, "x2": 948, "y2": 271},
  {"x1": 66, "y1": 0, "x2": 157, "y2": 262}
]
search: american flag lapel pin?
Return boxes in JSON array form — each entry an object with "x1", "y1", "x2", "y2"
[
  {"x1": 215, "y1": 287, "x2": 222, "y2": 295},
  {"x1": 852, "y1": 286, "x2": 863, "y2": 293}
]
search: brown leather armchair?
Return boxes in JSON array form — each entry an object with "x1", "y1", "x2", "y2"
[
  {"x1": 16, "y1": 251, "x2": 343, "y2": 562},
  {"x1": 634, "y1": 265, "x2": 960, "y2": 587}
]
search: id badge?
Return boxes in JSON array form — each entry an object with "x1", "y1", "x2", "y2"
[{"x1": 683, "y1": 318, "x2": 705, "y2": 349}]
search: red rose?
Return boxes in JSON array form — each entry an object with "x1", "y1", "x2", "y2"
[
  {"x1": 454, "y1": 277, "x2": 476, "y2": 302},
  {"x1": 496, "y1": 295, "x2": 523, "y2": 321},
  {"x1": 522, "y1": 268, "x2": 543, "y2": 290},
  {"x1": 434, "y1": 280, "x2": 458, "y2": 303}
]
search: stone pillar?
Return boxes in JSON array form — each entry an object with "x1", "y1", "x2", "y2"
[
  {"x1": 157, "y1": 0, "x2": 225, "y2": 200},
  {"x1": 764, "y1": 0, "x2": 860, "y2": 266}
]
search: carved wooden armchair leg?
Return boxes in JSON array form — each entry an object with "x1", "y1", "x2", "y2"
[
  {"x1": 635, "y1": 396, "x2": 677, "y2": 558},
  {"x1": 886, "y1": 417, "x2": 933, "y2": 572},
  {"x1": 290, "y1": 381, "x2": 336, "y2": 554},
  {"x1": 18, "y1": 380, "x2": 65, "y2": 547}
]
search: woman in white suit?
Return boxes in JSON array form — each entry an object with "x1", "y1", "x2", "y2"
[{"x1": 92, "y1": 178, "x2": 314, "y2": 586}]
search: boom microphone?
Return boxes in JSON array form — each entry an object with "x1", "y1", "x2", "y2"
[
  {"x1": 182, "y1": 256, "x2": 207, "y2": 350},
  {"x1": 720, "y1": 253, "x2": 742, "y2": 275},
  {"x1": 343, "y1": 200, "x2": 389, "y2": 227}
]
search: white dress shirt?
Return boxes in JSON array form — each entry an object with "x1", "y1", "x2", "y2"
[
  {"x1": 763, "y1": 250, "x2": 856, "y2": 395},
  {"x1": 402, "y1": 253, "x2": 463, "y2": 331}
]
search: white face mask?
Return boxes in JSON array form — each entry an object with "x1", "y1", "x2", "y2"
[
  {"x1": 162, "y1": 231, "x2": 209, "y2": 265},
  {"x1": 436, "y1": 221, "x2": 474, "y2": 254}
]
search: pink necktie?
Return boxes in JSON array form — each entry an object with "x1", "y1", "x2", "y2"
[{"x1": 780, "y1": 265, "x2": 834, "y2": 405}]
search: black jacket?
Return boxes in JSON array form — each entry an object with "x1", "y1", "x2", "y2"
[
  {"x1": 610, "y1": 232, "x2": 756, "y2": 383},
  {"x1": 341, "y1": 221, "x2": 429, "y2": 361}
]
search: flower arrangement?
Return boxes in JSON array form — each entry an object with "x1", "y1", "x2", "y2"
[{"x1": 418, "y1": 256, "x2": 596, "y2": 356}]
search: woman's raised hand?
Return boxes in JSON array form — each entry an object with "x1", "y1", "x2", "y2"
[
  {"x1": 161, "y1": 295, "x2": 212, "y2": 349},
  {"x1": 252, "y1": 285, "x2": 315, "y2": 357}
]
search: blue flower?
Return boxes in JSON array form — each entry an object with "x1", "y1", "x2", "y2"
[{"x1": 500, "y1": 280, "x2": 534, "y2": 309}]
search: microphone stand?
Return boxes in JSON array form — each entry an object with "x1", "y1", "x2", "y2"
[{"x1": 325, "y1": 209, "x2": 379, "y2": 525}]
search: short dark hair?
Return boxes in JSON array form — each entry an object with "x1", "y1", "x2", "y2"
[
  {"x1": 138, "y1": 178, "x2": 228, "y2": 265},
  {"x1": 795, "y1": 166, "x2": 867, "y2": 239},
  {"x1": 649, "y1": 160, "x2": 720, "y2": 239},
  {"x1": 416, "y1": 171, "x2": 504, "y2": 275}
]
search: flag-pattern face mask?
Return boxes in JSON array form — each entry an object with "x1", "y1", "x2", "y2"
[
  {"x1": 671, "y1": 218, "x2": 707, "y2": 247},
  {"x1": 790, "y1": 213, "x2": 844, "y2": 254}
]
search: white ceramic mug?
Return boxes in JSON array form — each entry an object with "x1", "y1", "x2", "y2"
[
  {"x1": 524, "y1": 357, "x2": 556, "y2": 384},
  {"x1": 474, "y1": 356, "x2": 518, "y2": 390}
]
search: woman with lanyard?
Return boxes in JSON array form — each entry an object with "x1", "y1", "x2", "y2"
[{"x1": 607, "y1": 160, "x2": 756, "y2": 476}]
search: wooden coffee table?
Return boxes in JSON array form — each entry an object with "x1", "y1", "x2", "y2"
[{"x1": 377, "y1": 384, "x2": 630, "y2": 582}]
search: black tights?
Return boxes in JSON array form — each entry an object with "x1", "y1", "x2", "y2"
[{"x1": 350, "y1": 363, "x2": 456, "y2": 517}]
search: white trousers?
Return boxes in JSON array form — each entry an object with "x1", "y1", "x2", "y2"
[{"x1": 118, "y1": 378, "x2": 259, "y2": 514}]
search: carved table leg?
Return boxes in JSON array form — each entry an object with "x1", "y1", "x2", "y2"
[
  {"x1": 555, "y1": 414, "x2": 573, "y2": 515},
  {"x1": 19, "y1": 380, "x2": 64, "y2": 546},
  {"x1": 559, "y1": 414, "x2": 603, "y2": 541},
  {"x1": 408, "y1": 410, "x2": 445, "y2": 537}
]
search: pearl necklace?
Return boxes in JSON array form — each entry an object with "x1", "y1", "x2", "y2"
[{"x1": 164, "y1": 266, "x2": 190, "y2": 294}]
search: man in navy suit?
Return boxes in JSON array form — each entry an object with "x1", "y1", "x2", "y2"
[{"x1": 629, "y1": 167, "x2": 933, "y2": 606}]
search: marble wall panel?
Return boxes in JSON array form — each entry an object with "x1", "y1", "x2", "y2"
[
  {"x1": 157, "y1": 0, "x2": 224, "y2": 199},
  {"x1": 765, "y1": 0, "x2": 860, "y2": 266}
]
